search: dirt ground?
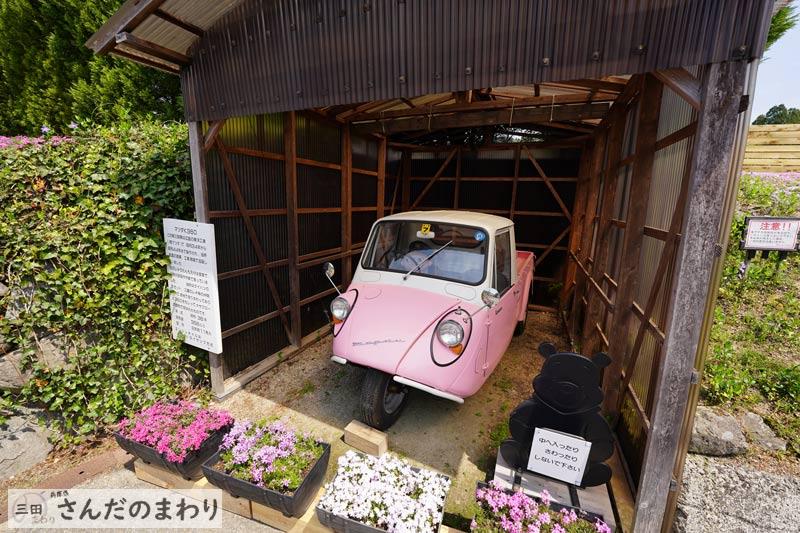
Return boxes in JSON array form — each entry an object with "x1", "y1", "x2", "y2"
[{"x1": 218, "y1": 311, "x2": 569, "y2": 528}]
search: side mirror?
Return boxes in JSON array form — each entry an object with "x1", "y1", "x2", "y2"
[
  {"x1": 323, "y1": 262, "x2": 335, "y2": 280},
  {"x1": 481, "y1": 288, "x2": 500, "y2": 308},
  {"x1": 323, "y1": 262, "x2": 341, "y2": 295}
]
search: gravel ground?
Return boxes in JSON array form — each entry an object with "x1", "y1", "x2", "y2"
[{"x1": 675, "y1": 453, "x2": 800, "y2": 533}]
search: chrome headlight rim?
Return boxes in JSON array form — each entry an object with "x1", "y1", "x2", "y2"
[
  {"x1": 437, "y1": 319, "x2": 464, "y2": 347},
  {"x1": 330, "y1": 296, "x2": 351, "y2": 321}
]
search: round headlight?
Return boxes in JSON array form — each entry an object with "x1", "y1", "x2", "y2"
[
  {"x1": 437, "y1": 320, "x2": 464, "y2": 347},
  {"x1": 330, "y1": 297, "x2": 351, "y2": 321}
]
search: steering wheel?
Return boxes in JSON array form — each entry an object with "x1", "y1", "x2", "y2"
[{"x1": 408, "y1": 240, "x2": 432, "y2": 252}]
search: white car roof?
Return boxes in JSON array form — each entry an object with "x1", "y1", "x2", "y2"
[{"x1": 378, "y1": 210, "x2": 514, "y2": 233}]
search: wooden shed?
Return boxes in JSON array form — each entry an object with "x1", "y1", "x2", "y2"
[{"x1": 88, "y1": 1, "x2": 777, "y2": 531}]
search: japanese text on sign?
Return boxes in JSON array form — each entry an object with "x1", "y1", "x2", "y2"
[
  {"x1": 8, "y1": 489, "x2": 222, "y2": 529},
  {"x1": 743, "y1": 217, "x2": 800, "y2": 251},
  {"x1": 163, "y1": 219, "x2": 223, "y2": 353},
  {"x1": 527, "y1": 427, "x2": 592, "y2": 486}
]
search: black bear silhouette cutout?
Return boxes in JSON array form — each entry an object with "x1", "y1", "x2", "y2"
[{"x1": 500, "y1": 342, "x2": 614, "y2": 487}]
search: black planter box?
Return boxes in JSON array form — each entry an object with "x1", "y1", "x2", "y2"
[
  {"x1": 316, "y1": 463, "x2": 449, "y2": 533},
  {"x1": 475, "y1": 481, "x2": 606, "y2": 525},
  {"x1": 201, "y1": 442, "x2": 330, "y2": 518},
  {"x1": 113, "y1": 424, "x2": 231, "y2": 480}
]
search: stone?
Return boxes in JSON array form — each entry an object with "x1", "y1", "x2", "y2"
[
  {"x1": 741, "y1": 412, "x2": 786, "y2": 452},
  {"x1": 674, "y1": 454, "x2": 800, "y2": 532},
  {"x1": 0, "y1": 332, "x2": 10, "y2": 355},
  {"x1": 0, "y1": 281, "x2": 8, "y2": 298},
  {"x1": 4, "y1": 284, "x2": 34, "y2": 321},
  {"x1": 0, "y1": 351, "x2": 30, "y2": 391},
  {"x1": 0, "y1": 410, "x2": 53, "y2": 480},
  {"x1": 689, "y1": 406, "x2": 747, "y2": 456},
  {"x1": 35, "y1": 335, "x2": 72, "y2": 370}
]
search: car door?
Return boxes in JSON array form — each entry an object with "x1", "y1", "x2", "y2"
[{"x1": 483, "y1": 229, "x2": 517, "y2": 375}]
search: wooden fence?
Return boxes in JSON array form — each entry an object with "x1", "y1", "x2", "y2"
[{"x1": 743, "y1": 124, "x2": 800, "y2": 172}]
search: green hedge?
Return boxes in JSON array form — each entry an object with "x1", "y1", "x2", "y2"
[{"x1": 0, "y1": 122, "x2": 204, "y2": 444}]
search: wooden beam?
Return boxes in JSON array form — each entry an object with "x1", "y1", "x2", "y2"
[
  {"x1": 351, "y1": 93, "x2": 617, "y2": 123},
  {"x1": 203, "y1": 120, "x2": 227, "y2": 152},
  {"x1": 521, "y1": 146, "x2": 572, "y2": 221},
  {"x1": 115, "y1": 32, "x2": 189, "y2": 66},
  {"x1": 603, "y1": 74, "x2": 663, "y2": 414},
  {"x1": 110, "y1": 48, "x2": 179, "y2": 74},
  {"x1": 654, "y1": 68, "x2": 701, "y2": 110},
  {"x1": 284, "y1": 112, "x2": 301, "y2": 346},
  {"x1": 86, "y1": 0, "x2": 168, "y2": 54},
  {"x1": 153, "y1": 8, "x2": 204, "y2": 36},
  {"x1": 409, "y1": 149, "x2": 458, "y2": 210},
  {"x1": 535, "y1": 226, "x2": 571, "y2": 268},
  {"x1": 215, "y1": 139, "x2": 293, "y2": 344},
  {"x1": 509, "y1": 146, "x2": 521, "y2": 219},
  {"x1": 341, "y1": 126, "x2": 353, "y2": 285},
  {"x1": 632, "y1": 60, "x2": 747, "y2": 533},
  {"x1": 353, "y1": 103, "x2": 611, "y2": 135}
]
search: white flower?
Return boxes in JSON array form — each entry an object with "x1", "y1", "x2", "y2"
[{"x1": 319, "y1": 451, "x2": 451, "y2": 532}]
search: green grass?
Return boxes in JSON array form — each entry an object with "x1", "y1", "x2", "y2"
[{"x1": 702, "y1": 173, "x2": 800, "y2": 456}]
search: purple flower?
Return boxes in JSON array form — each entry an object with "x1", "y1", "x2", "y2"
[
  {"x1": 41, "y1": 125, "x2": 50, "y2": 134},
  {"x1": 68, "y1": 122, "x2": 78, "y2": 130}
]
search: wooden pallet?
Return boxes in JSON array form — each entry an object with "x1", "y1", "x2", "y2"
[{"x1": 134, "y1": 459, "x2": 466, "y2": 533}]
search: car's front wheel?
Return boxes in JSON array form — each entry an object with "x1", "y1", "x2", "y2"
[{"x1": 360, "y1": 369, "x2": 408, "y2": 430}]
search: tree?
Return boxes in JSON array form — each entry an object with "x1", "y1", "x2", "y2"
[
  {"x1": 0, "y1": 0, "x2": 182, "y2": 135},
  {"x1": 767, "y1": 5, "x2": 798, "y2": 51},
  {"x1": 753, "y1": 104, "x2": 800, "y2": 125}
]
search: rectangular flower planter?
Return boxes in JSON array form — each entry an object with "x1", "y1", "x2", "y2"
[
  {"x1": 201, "y1": 442, "x2": 331, "y2": 518},
  {"x1": 316, "y1": 461, "x2": 450, "y2": 533},
  {"x1": 113, "y1": 424, "x2": 231, "y2": 480},
  {"x1": 475, "y1": 481, "x2": 606, "y2": 525}
]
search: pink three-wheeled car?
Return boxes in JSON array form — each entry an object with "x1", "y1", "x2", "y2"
[{"x1": 323, "y1": 210, "x2": 535, "y2": 429}]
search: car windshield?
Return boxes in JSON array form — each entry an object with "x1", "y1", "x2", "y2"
[{"x1": 361, "y1": 220, "x2": 488, "y2": 285}]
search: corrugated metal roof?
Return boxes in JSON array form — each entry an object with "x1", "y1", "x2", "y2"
[{"x1": 88, "y1": 0, "x2": 774, "y2": 121}]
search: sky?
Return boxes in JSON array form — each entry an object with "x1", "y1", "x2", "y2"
[{"x1": 751, "y1": 21, "x2": 800, "y2": 119}]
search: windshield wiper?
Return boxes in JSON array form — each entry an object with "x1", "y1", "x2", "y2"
[{"x1": 403, "y1": 240, "x2": 453, "y2": 280}]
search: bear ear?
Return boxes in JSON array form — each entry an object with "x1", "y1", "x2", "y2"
[
  {"x1": 538, "y1": 342, "x2": 557, "y2": 358},
  {"x1": 592, "y1": 352, "x2": 612, "y2": 369}
]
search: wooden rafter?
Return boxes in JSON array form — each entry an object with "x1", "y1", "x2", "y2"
[
  {"x1": 115, "y1": 32, "x2": 189, "y2": 66},
  {"x1": 110, "y1": 48, "x2": 179, "y2": 74},
  {"x1": 654, "y1": 68, "x2": 701, "y2": 110},
  {"x1": 153, "y1": 8, "x2": 204, "y2": 36},
  {"x1": 203, "y1": 120, "x2": 227, "y2": 151}
]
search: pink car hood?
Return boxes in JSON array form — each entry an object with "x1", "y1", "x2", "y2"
[{"x1": 335, "y1": 283, "x2": 462, "y2": 374}]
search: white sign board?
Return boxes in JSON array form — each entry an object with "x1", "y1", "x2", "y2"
[
  {"x1": 163, "y1": 219, "x2": 223, "y2": 354},
  {"x1": 743, "y1": 217, "x2": 800, "y2": 251},
  {"x1": 527, "y1": 427, "x2": 592, "y2": 486}
]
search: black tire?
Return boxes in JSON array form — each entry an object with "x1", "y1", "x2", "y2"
[
  {"x1": 513, "y1": 306, "x2": 528, "y2": 337},
  {"x1": 360, "y1": 369, "x2": 409, "y2": 430}
]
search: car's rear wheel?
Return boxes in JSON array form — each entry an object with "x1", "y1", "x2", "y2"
[
  {"x1": 360, "y1": 369, "x2": 408, "y2": 430},
  {"x1": 514, "y1": 306, "x2": 528, "y2": 337}
]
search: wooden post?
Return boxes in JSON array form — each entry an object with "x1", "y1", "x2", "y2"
[
  {"x1": 632, "y1": 60, "x2": 747, "y2": 533},
  {"x1": 603, "y1": 75, "x2": 663, "y2": 414},
  {"x1": 400, "y1": 151, "x2": 411, "y2": 212},
  {"x1": 454, "y1": 147, "x2": 462, "y2": 209},
  {"x1": 581, "y1": 112, "x2": 627, "y2": 353},
  {"x1": 560, "y1": 144, "x2": 592, "y2": 309},
  {"x1": 341, "y1": 126, "x2": 353, "y2": 286},
  {"x1": 509, "y1": 145, "x2": 521, "y2": 219},
  {"x1": 377, "y1": 136, "x2": 387, "y2": 218},
  {"x1": 188, "y1": 121, "x2": 224, "y2": 396},
  {"x1": 285, "y1": 112, "x2": 301, "y2": 346},
  {"x1": 569, "y1": 132, "x2": 606, "y2": 342}
]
